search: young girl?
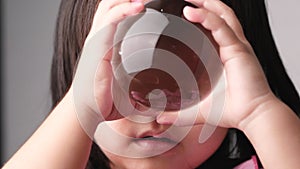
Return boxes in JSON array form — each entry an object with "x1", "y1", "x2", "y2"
[{"x1": 3, "y1": 0, "x2": 300, "y2": 168}]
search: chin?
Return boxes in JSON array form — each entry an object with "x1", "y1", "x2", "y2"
[{"x1": 106, "y1": 153, "x2": 193, "y2": 169}]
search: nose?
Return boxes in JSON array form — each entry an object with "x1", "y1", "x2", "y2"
[
  {"x1": 124, "y1": 102, "x2": 171, "y2": 130},
  {"x1": 123, "y1": 99, "x2": 160, "y2": 123},
  {"x1": 132, "y1": 115, "x2": 172, "y2": 137}
]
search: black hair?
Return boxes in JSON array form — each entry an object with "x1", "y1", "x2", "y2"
[{"x1": 51, "y1": 0, "x2": 300, "y2": 168}]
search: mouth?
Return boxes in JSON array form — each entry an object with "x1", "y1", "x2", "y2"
[
  {"x1": 134, "y1": 136, "x2": 177, "y2": 144},
  {"x1": 131, "y1": 133, "x2": 179, "y2": 154}
]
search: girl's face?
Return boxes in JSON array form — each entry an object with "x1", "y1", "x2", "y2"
[
  {"x1": 98, "y1": 118, "x2": 227, "y2": 169},
  {"x1": 95, "y1": 0, "x2": 227, "y2": 168}
]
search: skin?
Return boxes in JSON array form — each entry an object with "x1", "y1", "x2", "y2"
[
  {"x1": 99, "y1": 120, "x2": 227, "y2": 169},
  {"x1": 3, "y1": 0, "x2": 300, "y2": 169},
  {"x1": 90, "y1": 0, "x2": 227, "y2": 167}
]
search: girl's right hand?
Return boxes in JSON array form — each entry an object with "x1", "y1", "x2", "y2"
[{"x1": 71, "y1": 0, "x2": 144, "y2": 138}]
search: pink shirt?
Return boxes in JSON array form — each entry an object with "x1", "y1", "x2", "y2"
[{"x1": 234, "y1": 156, "x2": 261, "y2": 169}]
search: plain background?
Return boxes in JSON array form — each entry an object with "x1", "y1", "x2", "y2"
[{"x1": 1, "y1": 0, "x2": 300, "y2": 164}]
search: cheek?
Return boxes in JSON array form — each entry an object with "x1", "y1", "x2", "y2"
[
  {"x1": 180, "y1": 126, "x2": 228, "y2": 167},
  {"x1": 94, "y1": 119, "x2": 134, "y2": 157}
]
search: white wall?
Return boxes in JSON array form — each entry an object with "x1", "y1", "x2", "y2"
[
  {"x1": 266, "y1": 0, "x2": 300, "y2": 92},
  {"x1": 2, "y1": 0, "x2": 60, "y2": 163},
  {"x1": 1, "y1": 0, "x2": 300, "y2": 164}
]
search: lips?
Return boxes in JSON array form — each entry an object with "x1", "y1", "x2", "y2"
[
  {"x1": 134, "y1": 135, "x2": 177, "y2": 144},
  {"x1": 132, "y1": 130, "x2": 179, "y2": 152},
  {"x1": 131, "y1": 136, "x2": 177, "y2": 155}
]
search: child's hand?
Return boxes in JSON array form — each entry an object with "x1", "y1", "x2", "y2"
[
  {"x1": 156, "y1": 0, "x2": 277, "y2": 130},
  {"x1": 71, "y1": 0, "x2": 144, "y2": 138}
]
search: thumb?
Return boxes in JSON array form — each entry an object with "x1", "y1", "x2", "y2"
[
  {"x1": 72, "y1": 24, "x2": 116, "y2": 139},
  {"x1": 156, "y1": 104, "x2": 204, "y2": 126}
]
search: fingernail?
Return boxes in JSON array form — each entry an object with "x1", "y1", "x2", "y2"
[
  {"x1": 183, "y1": 6, "x2": 194, "y2": 17},
  {"x1": 132, "y1": 2, "x2": 143, "y2": 8}
]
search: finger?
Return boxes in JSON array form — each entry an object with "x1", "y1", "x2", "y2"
[
  {"x1": 73, "y1": 27, "x2": 116, "y2": 136},
  {"x1": 103, "y1": 2, "x2": 144, "y2": 25},
  {"x1": 185, "y1": 0, "x2": 247, "y2": 42},
  {"x1": 203, "y1": 0, "x2": 247, "y2": 42},
  {"x1": 90, "y1": 1, "x2": 144, "y2": 37},
  {"x1": 91, "y1": 0, "x2": 129, "y2": 29},
  {"x1": 156, "y1": 89, "x2": 225, "y2": 127},
  {"x1": 105, "y1": 105, "x2": 125, "y2": 121},
  {"x1": 183, "y1": 6, "x2": 240, "y2": 49},
  {"x1": 99, "y1": 0, "x2": 130, "y2": 10},
  {"x1": 99, "y1": 0, "x2": 143, "y2": 11},
  {"x1": 94, "y1": 60, "x2": 114, "y2": 115},
  {"x1": 156, "y1": 106, "x2": 206, "y2": 127}
]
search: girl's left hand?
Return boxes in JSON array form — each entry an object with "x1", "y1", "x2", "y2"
[{"x1": 156, "y1": 0, "x2": 277, "y2": 129}]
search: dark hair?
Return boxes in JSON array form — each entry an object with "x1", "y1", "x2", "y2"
[{"x1": 51, "y1": 0, "x2": 300, "y2": 168}]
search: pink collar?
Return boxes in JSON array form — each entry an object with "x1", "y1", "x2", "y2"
[{"x1": 234, "y1": 156, "x2": 260, "y2": 169}]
